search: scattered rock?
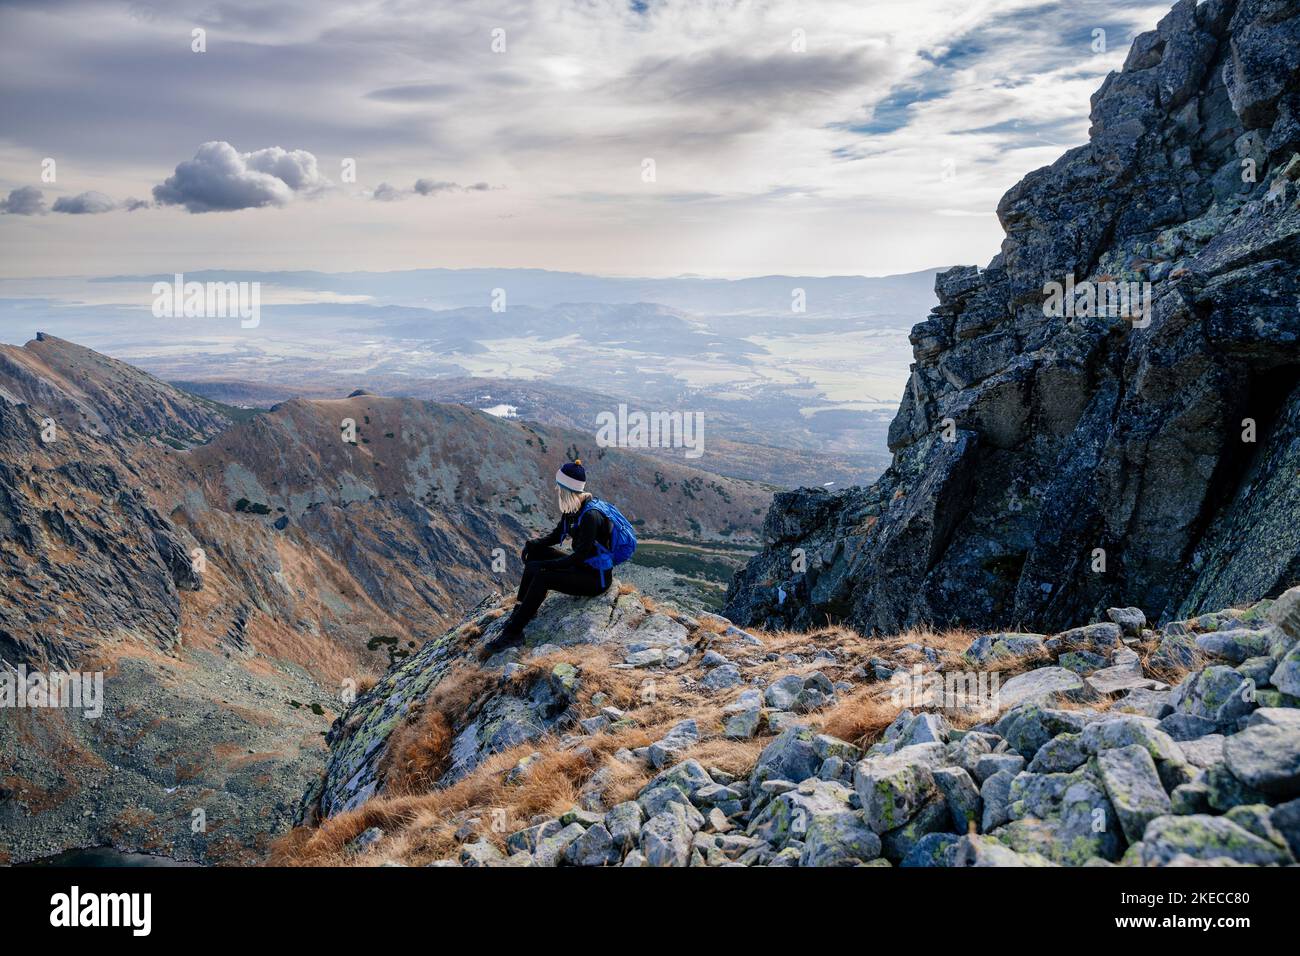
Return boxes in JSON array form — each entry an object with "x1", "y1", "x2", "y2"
[{"x1": 1097, "y1": 745, "x2": 1174, "y2": 843}]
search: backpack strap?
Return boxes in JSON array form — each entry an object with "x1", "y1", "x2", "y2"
[
  {"x1": 572, "y1": 499, "x2": 612, "y2": 588},
  {"x1": 562, "y1": 499, "x2": 593, "y2": 542}
]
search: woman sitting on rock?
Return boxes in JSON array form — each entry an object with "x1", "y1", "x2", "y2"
[{"x1": 483, "y1": 460, "x2": 615, "y2": 655}]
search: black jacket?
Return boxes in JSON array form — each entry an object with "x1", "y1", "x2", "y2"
[{"x1": 527, "y1": 507, "x2": 612, "y2": 572}]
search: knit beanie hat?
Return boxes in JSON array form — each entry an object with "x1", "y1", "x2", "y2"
[{"x1": 556, "y1": 459, "x2": 587, "y2": 491}]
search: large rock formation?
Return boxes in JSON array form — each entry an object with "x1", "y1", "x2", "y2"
[
  {"x1": 296, "y1": 580, "x2": 709, "y2": 823},
  {"x1": 725, "y1": 0, "x2": 1300, "y2": 636}
]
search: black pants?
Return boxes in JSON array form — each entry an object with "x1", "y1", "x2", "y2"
[{"x1": 507, "y1": 545, "x2": 608, "y2": 632}]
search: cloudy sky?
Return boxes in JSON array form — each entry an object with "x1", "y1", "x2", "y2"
[{"x1": 0, "y1": 0, "x2": 1171, "y2": 279}]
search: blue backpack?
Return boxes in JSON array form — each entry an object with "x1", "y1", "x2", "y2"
[{"x1": 565, "y1": 498, "x2": 637, "y2": 585}]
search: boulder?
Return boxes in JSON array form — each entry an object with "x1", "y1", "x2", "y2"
[
  {"x1": 934, "y1": 766, "x2": 982, "y2": 832},
  {"x1": 764, "y1": 674, "x2": 805, "y2": 709},
  {"x1": 1050, "y1": 622, "x2": 1123, "y2": 656},
  {"x1": 699, "y1": 664, "x2": 743, "y2": 692},
  {"x1": 750, "y1": 725, "x2": 820, "y2": 794},
  {"x1": 1126, "y1": 815, "x2": 1293, "y2": 866},
  {"x1": 640, "y1": 808, "x2": 694, "y2": 867},
  {"x1": 854, "y1": 743, "x2": 944, "y2": 833},
  {"x1": 881, "y1": 796, "x2": 952, "y2": 862},
  {"x1": 1107, "y1": 607, "x2": 1147, "y2": 636},
  {"x1": 1267, "y1": 586, "x2": 1300, "y2": 642},
  {"x1": 1223, "y1": 708, "x2": 1300, "y2": 796},
  {"x1": 973, "y1": 752, "x2": 1025, "y2": 783},
  {"x1": 1168, "y1": 666, "x2": 1255, "y2": 728},
  {"x1": 996, "y1": 668, "x2": 1091, "y2": 711},
  {"x1": 1270, "y1": 797, "x2": 1300, "y2": 859},
  {"x1": 604, "y1": 802, "x2": 645, "y2": 851},
  {"x1": 721, "y1": 688, "x2": 764, "y2": 740},
  {"x1": 1195, "y1": 628, "x2": 1273, "y2": 664},
  {"x1": 1097, "y1": 745, "x2": 1174, "y2": 843},
  {"x1": 900, "y1": 832, "x2": 961, "y2": 867},
  {"x1": 567, "y1": 823, "x2": 620, "y2": 867},
  {"x1": 1027, "y1": 733, "x2": 1088, "y2": 774},
  {"x1": 533, "y1": 822, "x2": 586, "y2": 867},
  {"x1": 979, "y1": 769, "x2": 1016, "y2": 832},
  {"x1": 962, "y1": 633, "x2": 1048, "y2": 665},
  {"x1": 949, "y1": 834, "x2": 1055, "y2": 867},
  {"x1": 647, "y1": 719, "x2": 699, "y2": 769},
  {"x1": 1272, "y1": 644, "x2": 1300, "y2": 698}
]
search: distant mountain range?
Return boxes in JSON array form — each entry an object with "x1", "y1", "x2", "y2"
[{"x1": 0, "y1": 267, "x2": 941, "y2": 489}]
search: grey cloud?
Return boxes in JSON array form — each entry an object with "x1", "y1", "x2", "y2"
[
  {"x1": 366, "y1": 83, "x2": 462, "y2": 103},
  {"x1": 153, "y1": 141, "x2": 331, "y2": 213},
  {"x1": 374, "y1": 179, "x2": 497, "y2": 200},
  {"x1": 372, "y1": 182, "x2": 406, "y2": 201},
  {"x1": 1, "y1": 186, "x2": 47, "y2": 215},
  {"x1": 52, "y1": 190, "x2": 118, "y2": 214},
  {"x1": 625, "y1": 47, "x2": 892, "y2": 112},
  {"x1": 413, "y1": 178, "x2": 459, "y2": 195}
]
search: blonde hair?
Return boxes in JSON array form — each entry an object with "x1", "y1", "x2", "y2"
[{"x1": 557, "y1": 487, "x2": 591, "y2": 515}]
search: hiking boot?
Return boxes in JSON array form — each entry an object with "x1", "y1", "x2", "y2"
[{"x1": 481, "y1": 626, "x2": 524, "y2": 658}]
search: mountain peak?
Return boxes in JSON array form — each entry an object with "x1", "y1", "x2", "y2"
[{"x1": 726, "y1": 0, "x2": 1300, "y2": 636}]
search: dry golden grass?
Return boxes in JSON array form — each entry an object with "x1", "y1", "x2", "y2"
[
  {"x1": 272, "y1": 725, "x2": 662, "y2": 866},
  {"x1": 816, "y1": 686, "x2": 904, "y2": 749},
  {"x1": 693, "y1": 614, "x2": 727, "y2": 635},
  {"x1": 1140, "y1": 646, "x2": 1204, "y2": 687},
  {"x1": 381, "y1": 706, "x2": 453, "y2": 795},
  {"x1": 270, "y1": 587, "x2": 993, "y2": 867}
]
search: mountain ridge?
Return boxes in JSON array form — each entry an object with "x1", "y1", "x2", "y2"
[{"x1": 0, "y1": 333, "x2": 768, "y2": 864}]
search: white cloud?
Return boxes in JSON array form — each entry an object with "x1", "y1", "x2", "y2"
[{"x1": 152, "y1": 141, "x2": 330, "y2": 213}]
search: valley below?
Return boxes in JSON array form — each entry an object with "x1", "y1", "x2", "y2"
[{"x1": 0, "y1": 333, "x2": 769, "y2": 864}]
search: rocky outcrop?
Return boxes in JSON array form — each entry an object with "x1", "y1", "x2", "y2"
[
  {"x1": 725, "y1": 0, "x2": 1300, "y2": 635},
  {"x1": 307, "y1": 572, "x2": 1300, "y2": 867},
  {"x1": 297, "y1": 581, "x2": 708, "y2": 822}
]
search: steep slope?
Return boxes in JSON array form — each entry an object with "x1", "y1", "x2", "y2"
[
  {"x1": 0, "y1": 333, "x2": 230, "y2": 445},
  {"x1": 726, "y1": 0, "x2": 1300, "y2": 635},
  {"x1": 0, "y1": 335, "x2": 768, "y2": 864},
  {"x1": 0, "y1": 407, "x2": 198, "y2": 666}
]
